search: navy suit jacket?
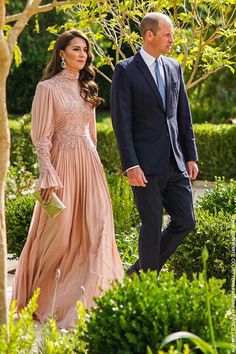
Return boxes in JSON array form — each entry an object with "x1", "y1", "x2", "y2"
[{"x1": 110, "y1": 52, "x2": 198, "y2": 175}]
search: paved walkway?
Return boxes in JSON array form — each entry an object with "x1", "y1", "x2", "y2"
[{"x1": 6, "y1": 180, "x2": 214, "y2": 309}]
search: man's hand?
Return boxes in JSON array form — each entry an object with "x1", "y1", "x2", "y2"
[
  {"x1": 127, "y1": 167, "x2": 148, "y2": 187},
  {"x1": 40, "y1": 187, "x2": 56, "y2": 204},
  {"x1": 187, "y1": 161, "x2": 199, "y2": 180}
]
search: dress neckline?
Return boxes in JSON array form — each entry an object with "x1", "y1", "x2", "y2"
[{"x1": 58, "y1": 69, "x2": 80, "y2": 81}]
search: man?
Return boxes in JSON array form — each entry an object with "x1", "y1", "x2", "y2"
[{"x1": 110, "y1": 12, "x2": 199, "y2": 276}]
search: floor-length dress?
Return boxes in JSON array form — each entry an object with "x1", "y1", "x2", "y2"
[{"x1": 12, "y1": 70, "x2": 124, "y2": 328}]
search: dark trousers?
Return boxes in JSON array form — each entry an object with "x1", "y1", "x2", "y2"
[{"x1": 132, "y1": 156, "x2": 195, "y2": 273}]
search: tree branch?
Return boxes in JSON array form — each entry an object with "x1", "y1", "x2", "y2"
[
  {"x1": 5, "y1": 0, "x2": 77, "y2": 24},
  {"x1": 95, "y1": 67, "x2": 111, "y2": 83},
  {"x1": 0, "y1": 0, "x2": 5, "y2": 30},
  {"x1": 186, "y1": 32, "x2": 204, "y2": 87},
  {"x1": 187, "y1": 67, "x2": 221, "y2": 90},
  {"x1": 7, "y1": 0, "x2": 79, "y2": 57}
]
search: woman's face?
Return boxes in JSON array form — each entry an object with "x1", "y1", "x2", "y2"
[{"x1": 60, "y1": 37, "x2": 88, "y2": 72}]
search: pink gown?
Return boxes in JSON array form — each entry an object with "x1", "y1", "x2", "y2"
[{"x1": 12, "y1": 70, "x2": 124, "y2": 328}]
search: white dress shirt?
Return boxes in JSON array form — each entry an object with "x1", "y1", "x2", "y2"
[
  {"x1": 126, "y1": 47, "x2": 165, "y2": 172},
  {"x1": 140, "y1": 47, "x2": 166, "y2": 88}
]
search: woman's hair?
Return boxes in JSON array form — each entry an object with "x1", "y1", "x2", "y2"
[{"x1": 42, "y1": 30, "x2": 102, "y2": 108}]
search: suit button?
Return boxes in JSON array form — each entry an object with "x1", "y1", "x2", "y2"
[{"x1": 166, "y1": 133, "x2": 170, "y2": 137}]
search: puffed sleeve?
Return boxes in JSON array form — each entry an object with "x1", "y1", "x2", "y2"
[{"x1": 31, "y1": 82, "x2": 63, "y2": 190}]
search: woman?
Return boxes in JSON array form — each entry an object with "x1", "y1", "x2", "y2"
[{"x1": 12, "y1": 30, "x2": 124, "y2": 328}]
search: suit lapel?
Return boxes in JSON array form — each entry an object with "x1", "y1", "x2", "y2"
[
  {"x1": 162, "y1": 57, "x2": 171, "y2": 116},
  {"x1": 134, "y1": 52, "x2": 165, "y2": 113}
]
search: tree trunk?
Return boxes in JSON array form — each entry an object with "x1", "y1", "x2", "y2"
[
  {"x1": 0, "y1": 30, "x2": 11, "y2": 327},
  {"x1": 0, "y1": 0, "x2": 80, "y2": 328}
]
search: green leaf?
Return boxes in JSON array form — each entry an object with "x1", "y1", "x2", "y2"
[
  {"x1": 34, "y1": 14, "x2": 40, "y2": 33},
  {"x1": 146, "y1": 345, "x2": 153, "y2": 354},
  {"x1": 48, "y1": 40, "x2": 56, "y2": 52},
  {"x1": 202, "y1": 245, "x2": 209, "y2": 262},
  {"x1": 160, "y1": 331, "x2": 215, "y2": 353},
  {"x1": 13, "y1": 43, "x2": 22, "y2": 67}
]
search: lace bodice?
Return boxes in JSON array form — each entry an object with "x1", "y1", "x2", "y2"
[{"x1": 31, "y1": 69, "x2": 96, "y2": 190}]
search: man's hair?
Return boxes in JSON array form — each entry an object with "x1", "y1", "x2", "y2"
[{"x1": 139, "y1": 12, "x2": 171, "y2": 38}]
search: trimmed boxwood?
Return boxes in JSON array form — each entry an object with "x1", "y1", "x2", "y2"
[
  {"x1": 86, "y1": 271, "x2": 231, "y2": 354},
  {"x1": 97, "y1": 118, "x2": 121, "y2": 173},
  {"x1": 194, "y1": 123, "x2": 236, "y2": 180},
  {"x1": 97, "y1": 120, "x2": 236, "y2": 180},
  {"x1": 6, "y1": 194, "x2": 35, "y2": 258},
  {"x1": 99, "y1": 121, "x2": 236, "y2": 180},
  {"x1": 167, "y1": 208, "x2": 232, "y2": 290},
  {"x1": 168, "y1": 178, "x2": 236, "y2": 291},
  {"x1": 195, "y1": 177, "x2": 236, "y2": 215}
]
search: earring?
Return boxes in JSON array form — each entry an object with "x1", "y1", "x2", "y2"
[{"x1": 61, "y1": 57, "x2": 66, "y2": 69}]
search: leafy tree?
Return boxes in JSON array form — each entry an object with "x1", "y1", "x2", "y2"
[{"x1": 56, "y1": 0, "x2": 236, "y2": 89}]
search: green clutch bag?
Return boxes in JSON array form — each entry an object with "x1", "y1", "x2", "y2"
[{"x1": 33, "y1": 190, "x2": 66, "y2": 218}]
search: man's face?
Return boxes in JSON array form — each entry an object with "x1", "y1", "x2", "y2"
[{"x1": 147, "y1": 19, "x2": 174, "y2": 56}]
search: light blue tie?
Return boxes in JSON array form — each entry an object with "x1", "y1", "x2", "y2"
[{"x1": 155, "y1": 58, "x2": 166, "y2": 109}]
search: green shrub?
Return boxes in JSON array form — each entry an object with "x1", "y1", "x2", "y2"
[
  {"x1": 86, "y1": 271, "x2": 231, "y2": 354},
  {"x1": 6, "y1": 194, "x2": 35, "y2": 259},
  {"x1": 6, "y1": 165, "x2": 36, "y2": 202},
  {"x1": 194, "y1": 123, "x2": 236, "y2": 180},
  {"x1": 0, "y1": 289, "x2": 39, "y2": 353},
  {"x1": 107, "y1": 173, "x2": 138, "y2": 234},
  {"x1": 39, "y1": 302, "x2": 87, "y2": 354},
  {"x1": 98, "y1": 120, "x2": 236, "y2": 180},
  {"x1": 195, "y1": 177, "x2": 236, "y2": 215},
  {"x1": 9, "y1": 113, "x2": 37, "y2": 176},
  {"x1": 168, "y1": 178, "x2": 235, "y2": 290},
  {"x1": 97, "y1": 118, "x2": 120, "y2": 173},
  {"x1": 148, "y1": 344, "x2": 190, "y2": 353},
  {"x1": 168, "y1": 209, "x2": 232, "y2": 290},
  {"x1": 107, "y1": 173, "x2": 139, "y2": 269},
  {"x1": 116, "y1": 229, "x2": 139, "y2": 271}
]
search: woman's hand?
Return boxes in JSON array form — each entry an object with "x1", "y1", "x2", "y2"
[{"x1": 40, "y1": 187, "x2": 56, "y2": 204}]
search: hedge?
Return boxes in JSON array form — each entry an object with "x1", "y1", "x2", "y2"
[
  {"x1": 97, "y1": 120, "x2": 236, "y2": 180},
  {"x1": 6, "y1": 194, "x2": 35, "y2": 258},
  {"x1": 194, "y1": 123, "x2": 236, "y2": 180},
  {"x1": 167, "y1": 208, "x2": 232, "y2": 291},
  {"x1": 167, "y1": 178, "x2": 236, "y2": 291},
  {"x1": 86, "y1": 271, "x2": 231, "y2": 353},
  {"x1": 9, "y1": 115, "x2": 236, "y2": 180}
]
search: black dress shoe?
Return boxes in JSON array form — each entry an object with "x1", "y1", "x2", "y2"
[{"x1": 126, "y1": 264, "x2": 141, "y2": 280}]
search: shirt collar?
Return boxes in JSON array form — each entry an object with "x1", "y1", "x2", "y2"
[{"x1": 140, "y1": 47, "x2": 163, "y2": 67}]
